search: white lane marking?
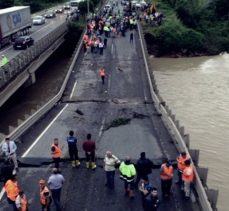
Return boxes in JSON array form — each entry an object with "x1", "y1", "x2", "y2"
[
  {"x1": 1, "y1": 46, "x2": 12, "y2": 54},
  {"x1": 98, "y1": 117, "x2": 105, "y2": 138},
  {"x1": 34, "y1": 22, "x2": 52, "y2": 33},
  {"x1": 22, "y1": 103, "x2": 69, "y2": 158},
  {"x1": 0, "y1": 188, "x2": 5, "y2": 201},
  {"x1": 111, "y1": 43, "x2": 113, "y2": 54},
  {"x1": 70, "y1": 81, "x2": 77, "y2": 99}
]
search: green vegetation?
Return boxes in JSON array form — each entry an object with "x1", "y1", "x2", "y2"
[
  {"x1": 144, "y1": 0, "x2": 229, "y2": 56},
  {"x1": 78, "y1": 0, "x2": 102, "y2": 15},
  {"x1": 64, "y1": 18, "x2": 85, "y2": 55}
]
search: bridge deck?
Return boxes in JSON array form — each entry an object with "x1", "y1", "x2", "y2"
[{"x1": 0, "y1": 10, "x2": 201, "y2": 211}]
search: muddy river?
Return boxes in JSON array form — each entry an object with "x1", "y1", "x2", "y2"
[{"x1": 151, "y1": 53, "x2": 229, "y2": 211}]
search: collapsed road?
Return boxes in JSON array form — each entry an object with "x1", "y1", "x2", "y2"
[{"x1": 0, "y1": 12, "x2": 203, "y2": 211}]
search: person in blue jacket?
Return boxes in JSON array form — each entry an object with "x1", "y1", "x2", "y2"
[{"x1": 67, "y1": 130, "x2": 80, "y2": 167}]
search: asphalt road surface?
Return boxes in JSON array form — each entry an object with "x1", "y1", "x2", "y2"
[
  {"x1": 0, "y1": 12, "x2": 67, "y2": 61},
  {"x1": 0, "y1": 8, "x2": 201, "y2": 211}
]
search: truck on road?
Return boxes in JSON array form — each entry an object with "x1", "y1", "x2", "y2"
[{"x1": 0, "y1": 6, "x2": 32, "y2": 49}]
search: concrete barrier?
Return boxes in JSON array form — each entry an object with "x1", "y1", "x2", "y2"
[
  {"x1": 137, "y1": 22, "x2": 218, "y2": 211},
  {"x1": 0, "y1": 24, "x2": 68, "y2": 107},
  {"x1": 0, "y1": 28, "x2": 85, "y2": 143},
  {"x1": 0, "y1": 23, "x2": 68, "y2": 90}
]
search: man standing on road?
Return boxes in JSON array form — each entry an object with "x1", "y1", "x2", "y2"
[
  {"x1": 99, "y1": 41, "x2": 104, "y2": 55},
  {"x1": 182, "y1": 159, "x2": 194, "y2": 199},
  {"x1": 104, "y1": 151, "x2": 120, "y2": 189},
  {"x1": 2, "y1": 137, "x2": 18, "y2": 172},
  {"x1": 119, "y1": 156, "x2": 136, "y2": 198},
  {"x1": 99, "y1": 67, "x2": 106, "y2": 85},
  {"x1": 66, "y1": 130, "x2": 80, "y2": 167},
  {"x1": 15, "y1": 190, "x2": 29, "y2": 211},
  {"x1": 48, "y1": 168, "x2": 65, "y2": 211},
  {"x1": 135, "y1": 152, "x2": 154, "y2": 187},
  {"x1": 5, "y1": 175, "x2": 20, "y2": 211},
  {"x1": 51, "y1": 138, "x2": 62, "y2": 169},
  {"x1": 139, "y1": 177, "x2": 160, "y2": 211},
  {"x1": 82, "y1": 133, "x2": 96, "y2": 170},
  {"x1": 39, "y1": 179, "x2": 52, "y2": 211},
  {"x1": 160, "y1": 159, "x2": 173, "y2": 197},
  {"x1": 176, "y1": 152, "x2": 190, "y2": 185}
]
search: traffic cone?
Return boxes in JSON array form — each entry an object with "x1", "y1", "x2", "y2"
[
  {"x1": 75, "y1": 160, "x2": 80, "y2": 167},
  {"x1": 86, "y1": 162, "x2": 90, "y2": 169},
  {"x1": 91, "y1": 162, "x2": 96, "y2": 170}
]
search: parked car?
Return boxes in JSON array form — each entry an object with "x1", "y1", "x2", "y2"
[
  {"x1": 44, "y1": 10, "x2": 56, "y2": 18},
  {"x1": 13, "y1": 36, "x2": 34, "y2": 50},
  {"x1": 32, "y1": 15, "x2": 46, "y2": 25}
]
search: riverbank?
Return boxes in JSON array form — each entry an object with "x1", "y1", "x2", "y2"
[{"x1": 142, "y1": 0, "x2": 229, "y2": 57}]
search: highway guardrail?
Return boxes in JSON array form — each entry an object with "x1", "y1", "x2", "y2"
[{"x1": 137, "y1": 21, "x2": 218, "y2": 211}]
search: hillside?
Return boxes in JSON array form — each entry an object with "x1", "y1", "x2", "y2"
[{"x1": 143, "y1": 0, "x2": 229, "y2": 57}]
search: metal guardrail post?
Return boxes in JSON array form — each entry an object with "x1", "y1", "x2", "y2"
[
  {"x1": 206, "y1": 189, "x2": 219, "y2": 210},
  {"x1": 196, "y1": 166, "x2": 208, "y2": 186}
]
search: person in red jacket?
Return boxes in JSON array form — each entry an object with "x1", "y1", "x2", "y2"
[{"x1": 82, "y1": 133, "x2": 96, "y2": 169}]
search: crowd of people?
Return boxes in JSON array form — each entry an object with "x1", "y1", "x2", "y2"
[
  {"x1": 82, "y1": 4, "x2": 138, "y2": 56},
  {"x1": 1, "y1": 133, "x2": 194, "y2": 211}
]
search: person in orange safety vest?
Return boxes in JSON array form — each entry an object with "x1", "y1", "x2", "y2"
[
  {"x1": 15, "y1": 191, "x2": 28, "y2": 211},
  {"x1": 51, "y1": 138, "x2": 62, "y2": 169},
  {"x1": 160, "y1": 159, "x2": 173, "y2": 197},
  {"x1": 182, "y1": 159, "x2": 194, "y2": 198},
  {"x1": 83, "y1": 34, "x2": 89, "y2": 53},
  {"x1": 176, "y1": 151, "x2": 189, "y2": 184},
  {"x1": 99, "y1": 67, "x2": 106, "y2": 85},
  {"x1": 4, "y1": 175, "x2": 20, "y2": 211},
  {"x1": 39, "y1": 179, "x2": 52, "y2": 211}
]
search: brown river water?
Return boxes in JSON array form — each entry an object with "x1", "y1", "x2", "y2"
[{"x1": 150, "y1": 53, "x2": 229, "y2": 211}]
